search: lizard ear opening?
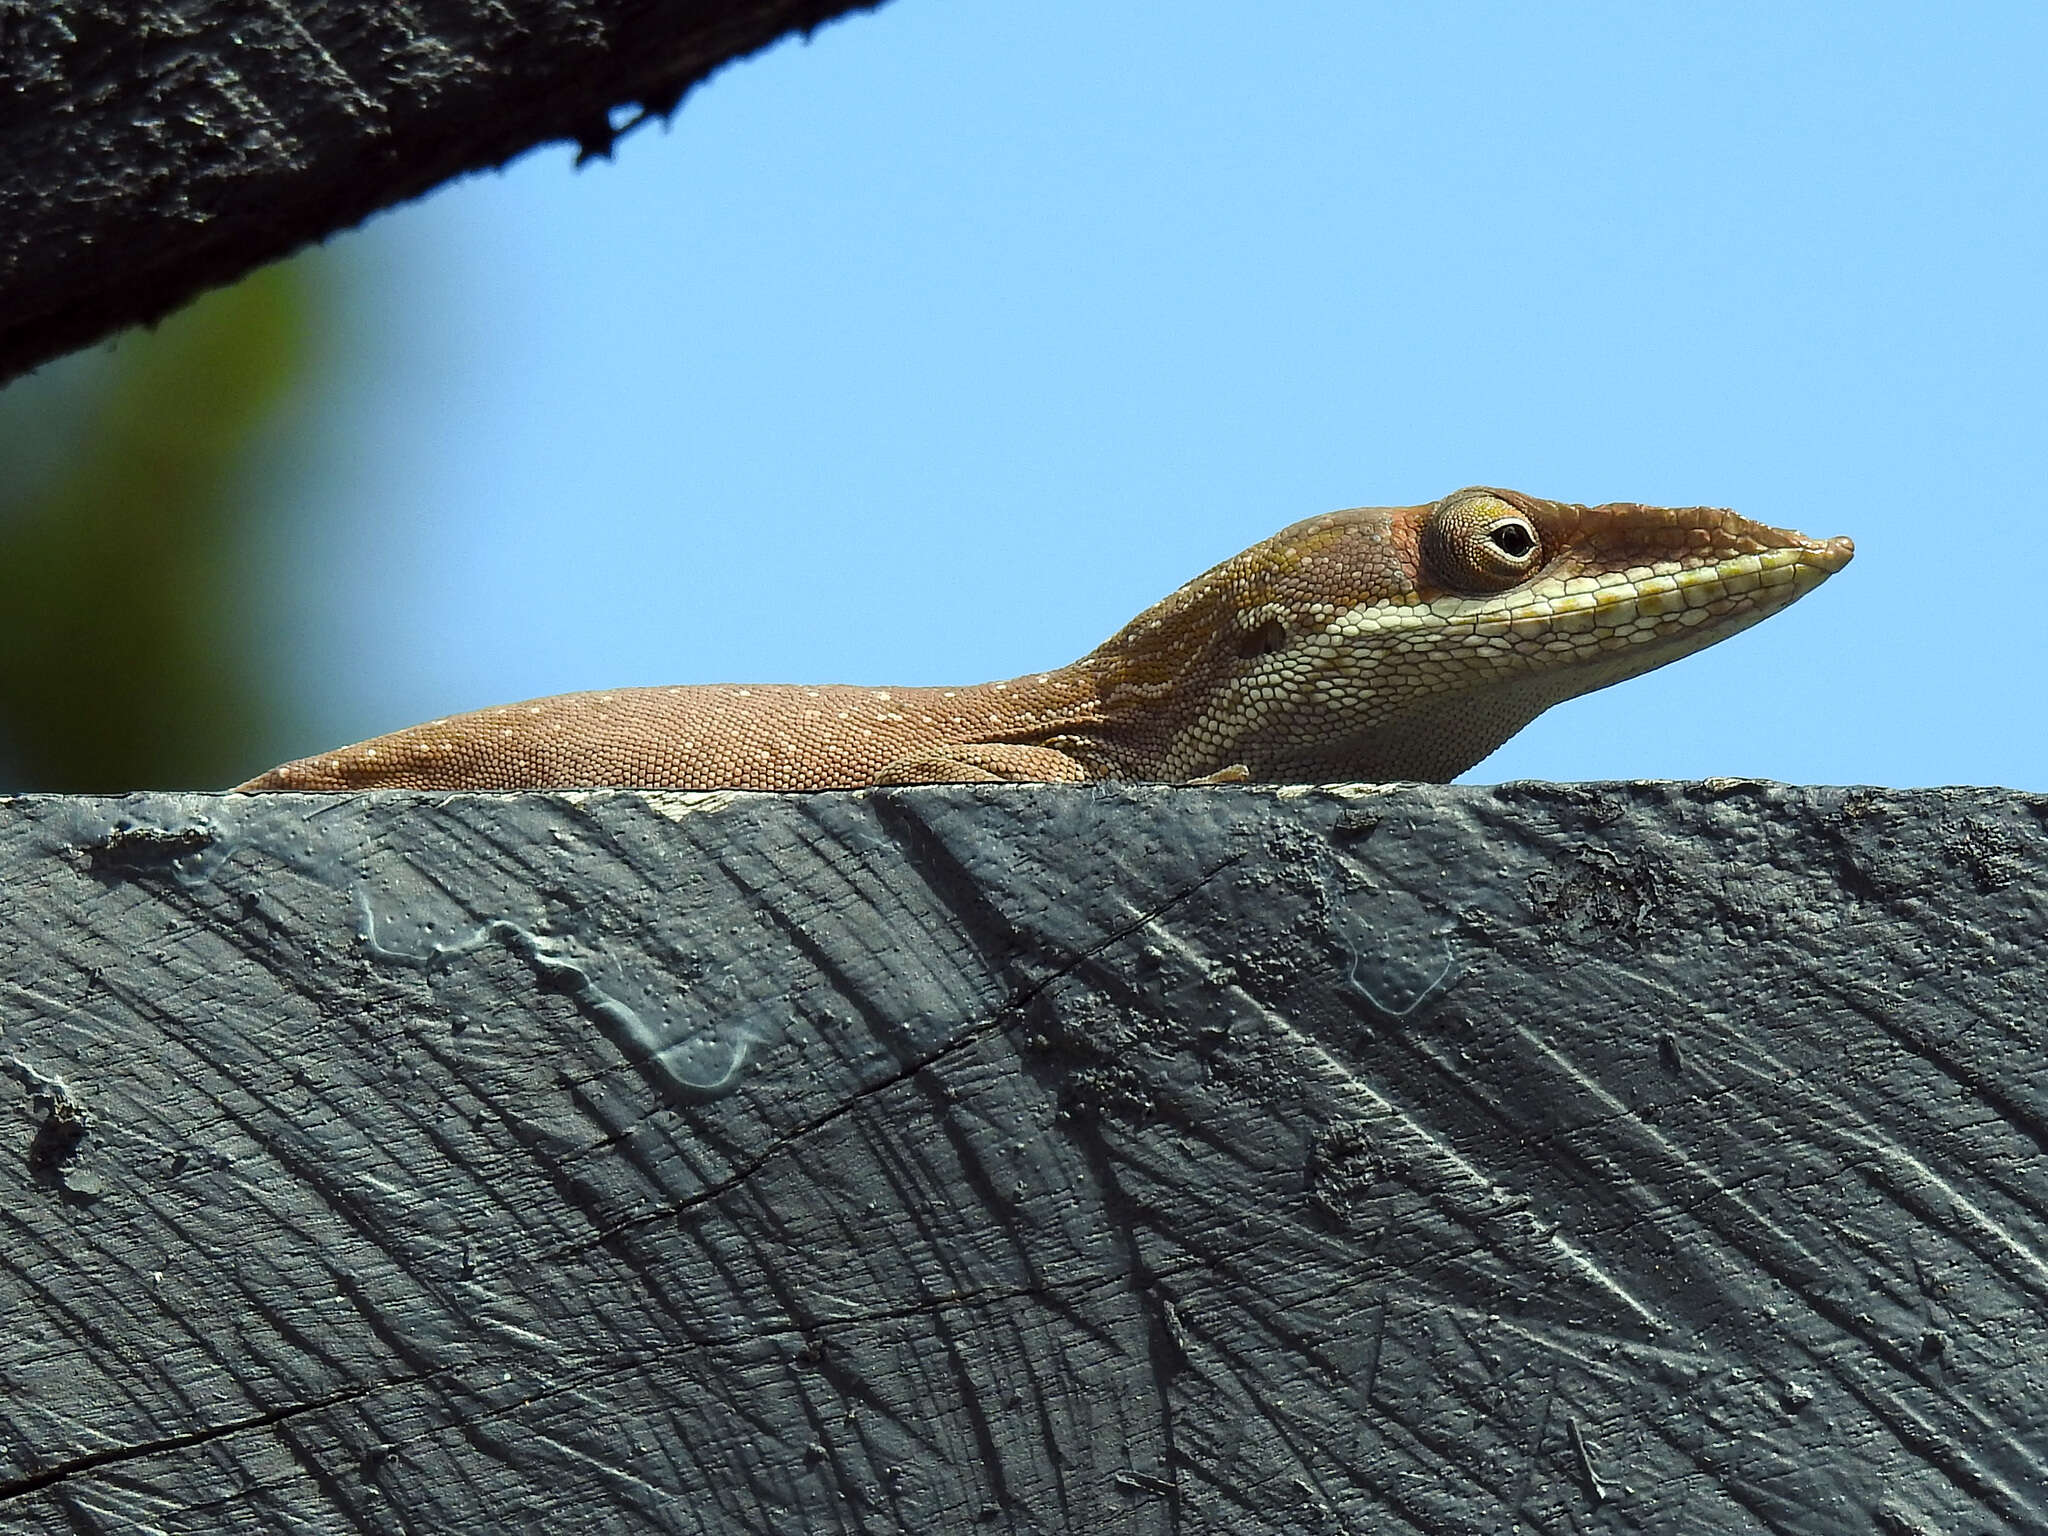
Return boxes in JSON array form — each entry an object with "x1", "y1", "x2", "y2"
[
  {"x1": 1236, "y1": 615, "x2": 1289, "y2": 659},
  {"x1": 1422, "y1": 492, "x2": 1546, "y2": 593}
]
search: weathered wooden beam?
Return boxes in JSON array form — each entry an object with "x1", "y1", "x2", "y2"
[{"x1": 2, "y1": 782, "x2": 2043, "y2": 1531}]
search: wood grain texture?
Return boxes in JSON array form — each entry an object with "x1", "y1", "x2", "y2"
[
  {"x1": 1, "y1": 782, "x2": 2044, "y2": 1532},
  {"x1": 0, "y1": 0, "x2": 890, "y2": 385}
]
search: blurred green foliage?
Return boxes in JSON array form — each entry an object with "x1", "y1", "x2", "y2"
[{"x1": 0, "y1": 261, "x2": 321, "y2": 791}]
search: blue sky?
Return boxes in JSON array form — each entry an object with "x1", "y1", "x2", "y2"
[{"x1": 278, "y1": 0, "x2": 2046, "y2": 789}]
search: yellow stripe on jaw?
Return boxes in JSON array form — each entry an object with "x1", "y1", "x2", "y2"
[
  {"x1": 1486, "y1": 547, "x2": 1833, "y2": 641},
  {"x1": 1329, "y1": 546, "x2": 1835, "y2": 648}
]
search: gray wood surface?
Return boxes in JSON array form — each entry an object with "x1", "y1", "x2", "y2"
[
  {"x1": 0, "y1": 0, "x2": 891, "y2": 384},
  {"x1": 2, "y1": 782, "x2": 2044, "y2": 1532}
]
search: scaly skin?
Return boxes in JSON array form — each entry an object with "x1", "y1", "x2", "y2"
[{"x1": 237, "y1": 488, "x2": 1853, "y2": 792}]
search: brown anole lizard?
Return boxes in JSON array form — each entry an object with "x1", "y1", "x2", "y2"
[{"x1": 238, "y1": 487, "x2": 1852, "y2": 792}]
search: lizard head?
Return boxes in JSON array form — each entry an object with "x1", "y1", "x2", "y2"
[{"x1": 1092, "y1": 487, "x2": 1854, "y2": 783}]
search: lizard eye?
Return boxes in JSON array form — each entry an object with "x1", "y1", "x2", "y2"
[
  {"x1": 1423, "y1": 493, "x2": 1545, "y2": 593},
  {"x1": 1488, "y1": 521, "x2": 1535, "y2": 558}
]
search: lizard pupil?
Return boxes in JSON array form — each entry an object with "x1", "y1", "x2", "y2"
[{"x1": 1488, "y1": 521, "x2": 1535, "y2": 558}]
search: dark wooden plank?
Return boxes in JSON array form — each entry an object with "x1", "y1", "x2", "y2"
[
  {"x1": 1, "y1": 782, "x2": 2044, "y2": 1532},
  {"x1": 0, "y1": 0, "x2": 892, "y2": 384}
]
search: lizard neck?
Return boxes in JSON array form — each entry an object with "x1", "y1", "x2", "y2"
[{"x1": 1066, "y1": 536, "x2": 1306, "y2": 779}]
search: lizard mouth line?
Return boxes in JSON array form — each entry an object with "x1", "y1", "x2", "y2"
[
  {"x1": 1491, "y1": 539, "x2": 1854, "y2": 639},
  {"x1": 1331, "y1": 538, "x2": 1856, "y2": 650}
]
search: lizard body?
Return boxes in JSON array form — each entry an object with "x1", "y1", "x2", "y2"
[{"x1": 238, "y1": 488, "x2": 1852, "y2": 792}]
